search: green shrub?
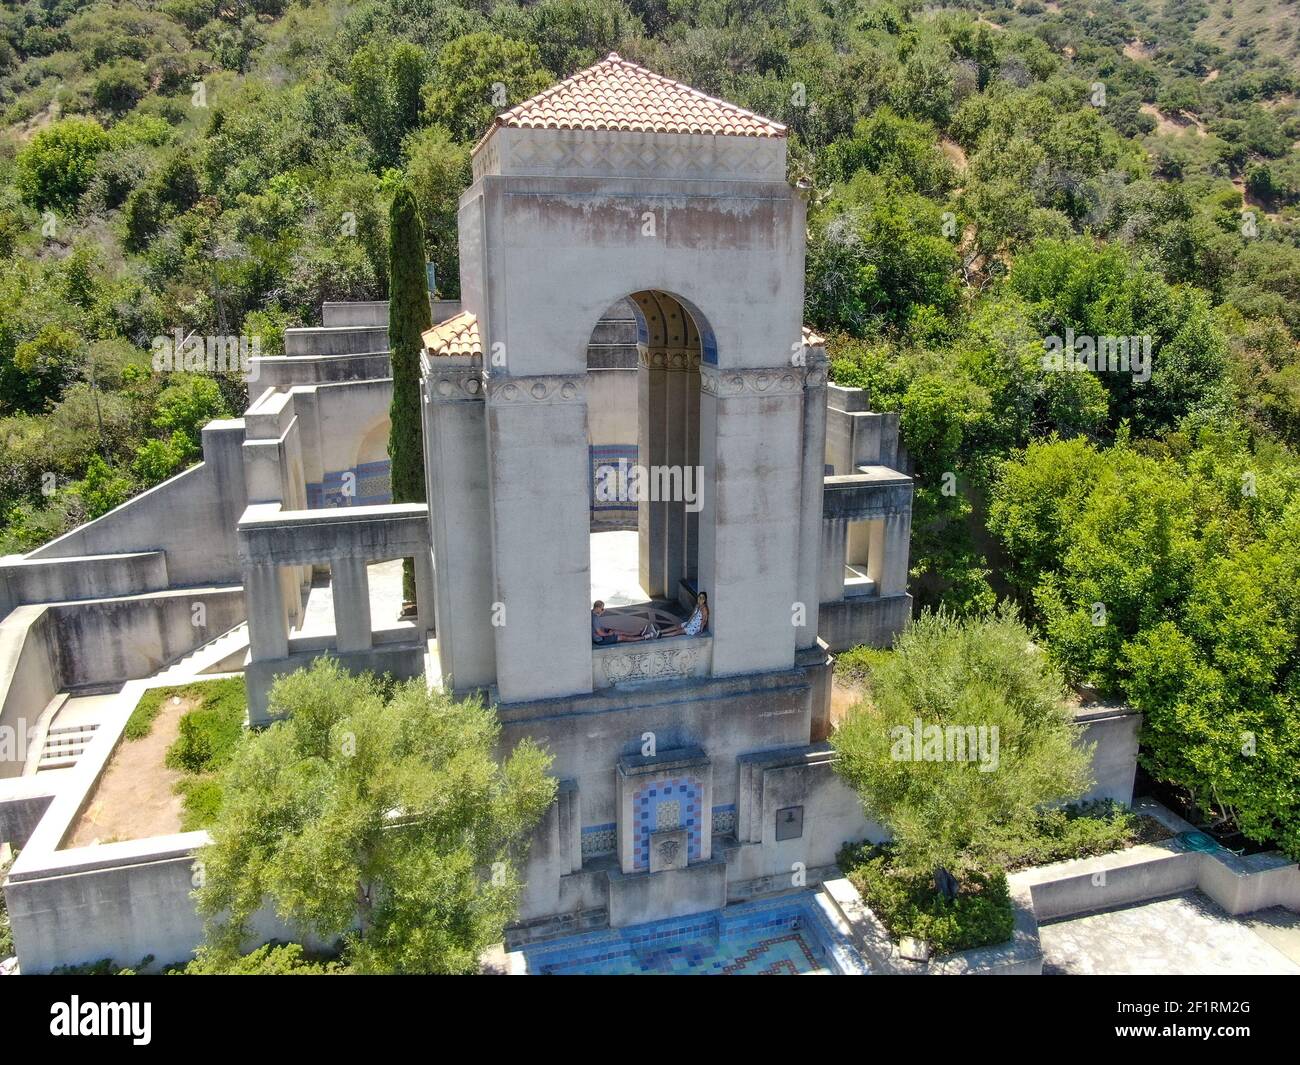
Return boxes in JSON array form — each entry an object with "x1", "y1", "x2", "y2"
[
  {"x1": 833, "y1": 645, "x2": 889, "y2": 683},
  {"x1": 174, "y1": 942, "x2": 346, "y2": 975},
  {"x1": 165, "y1": 680, "x2": 245, "y2": 774},
  {"x1": 123, "y1": 687, "x2": 170, "y2": 740},
  {"x1": 176, "y1": 775, "x2": 224, "y2": 831},
  {"x1": 842, "y1": 844, "x2": 1015, "y2": 955},
  {"x1": 981, "y1": 800, "x2": 1171, "y2": 870}
]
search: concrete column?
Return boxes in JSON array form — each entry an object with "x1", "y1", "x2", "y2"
[
  {"x1": 684, "y1": 358, "x2": 701, "y2": 583},
  {"x1": 865, "y1": 519, "x2": 886, "y2": 588},
  {"x1": 819, "y1": 518, "x2": 847, "y2": 602},
  {"x1": 414, "y1": 546, "x2": 436, "y2": 636},
  {"x1": 246, "y1": 563, "x2": 288, "y2": 660},
  {"x1": 663, "y1": 350, "x2": 690, "y2": 595},
  {"x1": 486, "y1": 373, "x2": 592, "y2": 702},
  {"x1": 422, "y1": 364, "x2": 495, "y2": 691},
  {"x1": 879, "y1": 511, "x2": 912, "y2": 597},
  {"x1": 331, "y1": 556, "x2": 372, "y2": 652},
  {"x1": 638, "y1": 353, "x2": 668, "y2": 598},
  {"x1": 795, "y1": 354, "x2": 828, "y2": 648},
  {"x1": 698, "y1": 367, "x2": 804, "y2": 676}
]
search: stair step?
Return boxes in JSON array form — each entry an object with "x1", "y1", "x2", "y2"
[
  {"x1": 46, "y1": 724, "x2": 99, "y2": 739},
  {"x1": 38, "y1": 755, "x2": 80, "y2": 770}
]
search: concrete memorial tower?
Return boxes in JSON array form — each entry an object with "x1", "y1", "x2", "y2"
[{"x1": 418, "y1": 55, "x2": 904, "y2": 933}]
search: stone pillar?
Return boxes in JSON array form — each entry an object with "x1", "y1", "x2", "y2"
[
  {"x1": 879, "y1": 511, "x2": 912, "y2": 597},
  {"x1": 638, "y1": 350, "x2": 668, "y2": 599},
  {"x1": 865, "y1": 519, "x2": 886, "y2": 588},
  {"x1": 663, "y1": 348, "x2": 691, "y2": 596},
  {"x1": 413, "y1": 546, "x2": 436, "y2": 637},
  {"x1": 331, "y1": 556, "x2": 372, "y2": 652},
  {"x1": 422, "y1": 359, "x2": 495, "y2": 691},
  {"x1": 795, "y1": 351, "x2": 828, "y2": 648},
  {"x1": 246, "y1": 563, "x2": 288, "y2": 660},
  {"x1": 684, "y1": 355, "x2": 701, "y2": 583},
  {"x1": 819, "y1": 518, "x2": 847, "y2": 603},
  {"x1": 485, "y1": 372, "x2": 592, "y2": 703},
  {"x1": 698, "y1": 365, "x2": 805, "y2": 676}
]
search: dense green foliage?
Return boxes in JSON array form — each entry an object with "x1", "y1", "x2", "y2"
[
  {"x1": 194, "y1": 657, "x2": 556, "y2": 974},
  {"x1": 989, "y1": 428, "x2": 1300, "y2": 858},
  {"x1": 176, "y1": 941, "x2": 348, "y2": 975},
  {"x1": 840, "y1": 844, "x2": 1015, "y2": 955},
  {"x1": 832, "y1": 608, "x2": 1092, "y2": 878}
]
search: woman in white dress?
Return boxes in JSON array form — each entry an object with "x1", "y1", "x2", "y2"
[{"x1": 659, "y1": 592, "x2": 708, "y2": 638}]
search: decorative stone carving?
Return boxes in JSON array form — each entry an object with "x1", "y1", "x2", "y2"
[
  {"x1": 478, "y1": 128, "x2": 787, "y2": 183},
  {"x1": 601, "y1": 643, "x2": 700, "y2": 684},
  {"x1": 425, "y1": 368, "x2": 484, "y2": 404},
  {"x1": 484, "y1": 373, "x2": 585, "y2": 406},
  {"x1": 699, "y1": 365, "x2": 805, "y2": 398},
  {"x1": 649, "y1": 828, "x2": 688, "y2": 872}
]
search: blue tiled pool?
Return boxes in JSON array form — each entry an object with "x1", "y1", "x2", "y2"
[{"x1": 519, "y1": 892, "x2": 869, "y2": 975}]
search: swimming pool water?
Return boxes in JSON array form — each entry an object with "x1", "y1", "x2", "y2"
[{"x1": 519, "y1": 891, "x2": 869, "y2": 975}]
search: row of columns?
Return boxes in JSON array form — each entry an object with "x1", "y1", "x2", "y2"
[{"x1": 245, "y1": 550, "x2": 436, "y2": 660}]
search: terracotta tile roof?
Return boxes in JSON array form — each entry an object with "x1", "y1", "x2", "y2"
[
  {"x1": 422, "y1": 311, "x2": 481, "y2": 358},
  {"x1": 802, "y1": 326, "x2": 826, "y2": 348},
  {"x1": 492, "y1": 53, "x2": 786, "y2": 139}
]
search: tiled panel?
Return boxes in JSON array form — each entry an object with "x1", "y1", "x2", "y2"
[
  {"x1": 519, "y1": 891, "x2": 869, "y2": 975},
  {"x1": 590, "y1": 445, "x2": 639, "y2": 516},
  {"x1": 632, "y1": 776, "x2": 702, "y2": 871},
  {"x1": 312, "y1": 458, "x2": 392, "y2": 509},
  {"x1": 581, "y1": 823, "x2": 617, "y2": 860}
]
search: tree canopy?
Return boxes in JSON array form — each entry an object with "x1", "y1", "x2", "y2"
[{"x1": 194, "y1": 657, "x2": 557, "y2": 974}]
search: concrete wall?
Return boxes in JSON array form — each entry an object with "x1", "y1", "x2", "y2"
[
  {"x1": 0, "y1": 606, "x2": 58, "y2": 780},
  {"x1": 0, "y1": 551, "x2": 169, "y2": 621},
  {"x1": 42, "y1": 588, "x2": 245, "y2": 689},
  {"x1": 497, "y1": 666, "x2": 820, "y2": 922},
  {"x1": 0, "y1": 772, "x2": 62, "y2": 848},
  {"x1": 1075, "y1": 706, "x2": 1141, "y2": 805},
  {"x1": 26, "y1": 421, "x2": 248, "y2": 586},
  {"x1": 0, "y1": 589, "x2": 244, "y2": 780}
]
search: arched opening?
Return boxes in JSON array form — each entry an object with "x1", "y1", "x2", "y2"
[
  {"x1": 587, "y1": 290, "x2": 707, "y2": 635},
  {"x1": 352, "y1": 417, "x2": 392, "y2": 506}
]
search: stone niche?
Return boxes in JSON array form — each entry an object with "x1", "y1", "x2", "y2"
[{"x1": 615, "y1": 747, "x2": 713, "y2": 876}]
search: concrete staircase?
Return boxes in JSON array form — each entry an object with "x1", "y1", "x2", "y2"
[
  {"x1": 37, "y1": 721, "x2": 101, "y2": 772},
  {"x1": 152, "y1": 621, "x2": 249, "y2": 683}
]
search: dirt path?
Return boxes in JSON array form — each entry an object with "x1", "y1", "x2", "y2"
[{"x1": 65, "y1": 694, "x2": 197, "y2": 847}]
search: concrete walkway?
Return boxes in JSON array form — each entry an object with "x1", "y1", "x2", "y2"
[
  {"x1": 1040, "y1": 891, "x2": 1300, "y2": 975},
  {"x1": 293, "y1": 558, "x2": 407, "y2": 637}
]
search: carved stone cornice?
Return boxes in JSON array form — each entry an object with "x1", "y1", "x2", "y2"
[
  {"x1": 424, "y1": 366, "x2": 485, "y2": 404},
  {"x1": 484, "y1": 373, "x2": 585, "y2": 406},
  {"x1": 639, "y1": 347, "x2": 702, "y2": 372},
  {"x1": 699, "y1": 365, "x2": 805, "y2": 398}
]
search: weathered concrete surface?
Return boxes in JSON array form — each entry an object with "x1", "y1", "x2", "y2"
[
  {"x1": 26, "y1": 420, "x2": 249, "y2": 586},
  {"x1": 1073, "y1": 703, "x2": 1141, "y2": 805},
  {"x1": 1040, "y1": 892, "x2": 1300, "y2": 975},
  {"x1": 0, "y1": 551, "x2": 169, "y2": 620}
]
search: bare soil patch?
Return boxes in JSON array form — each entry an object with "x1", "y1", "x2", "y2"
[
  {"x1": 831, "y1": 675, "x2": 867, "y2": 729},
  {"x1": 65, "y1": 694, "x2": 199, "y2": 847}
]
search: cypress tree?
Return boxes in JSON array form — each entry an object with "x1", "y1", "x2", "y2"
[{"x1": 387, "y1": 184, "x2": 432, "y2": 606}]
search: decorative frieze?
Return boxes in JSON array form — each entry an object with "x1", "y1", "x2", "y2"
[
  {"x1": 699, "y1": 365, "x2": 805, "y2": 398},
  {"x1": 424, "y1": 368, "x2": 484, "y2": 404},
  {"x1": 484, "y1": 373, "x2": 586, "y2": 407}
]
